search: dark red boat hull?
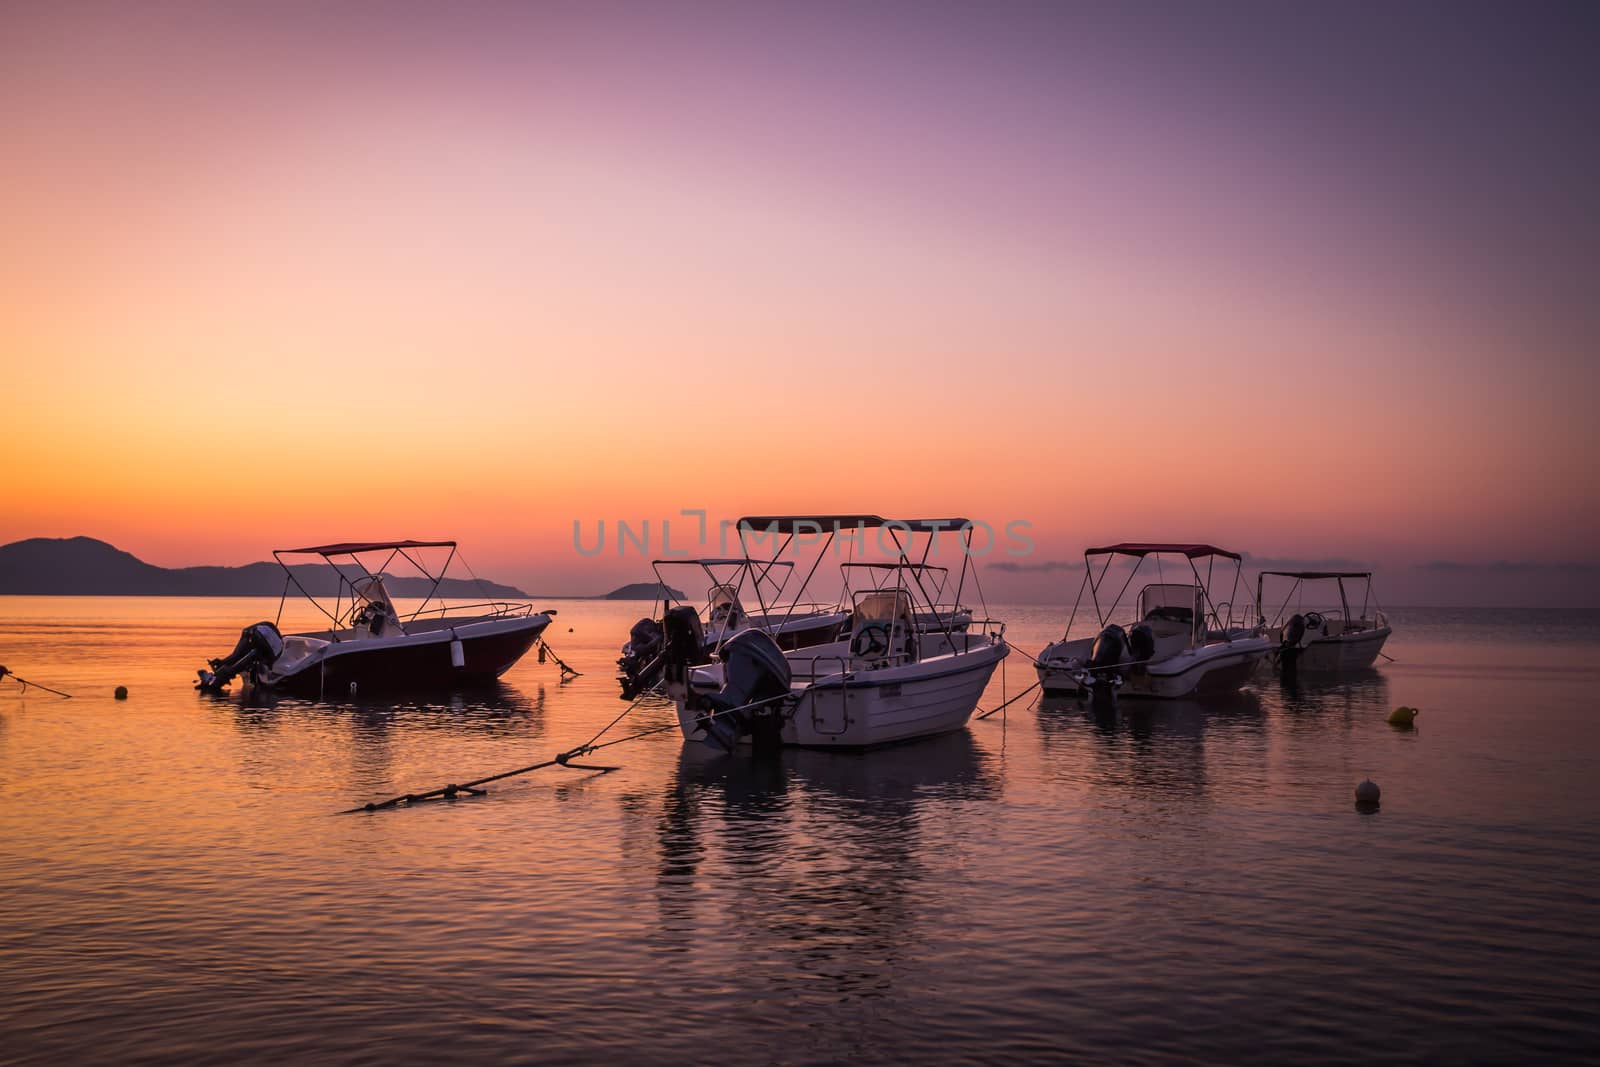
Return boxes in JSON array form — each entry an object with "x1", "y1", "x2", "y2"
[{"x1": 267, "y1": 619, "x2": 548, "y2": 699}]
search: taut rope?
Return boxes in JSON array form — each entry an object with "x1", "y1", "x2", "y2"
[
  {"x1": 0, "y1": 665, "x2": 73, "y2": 699},
  {"x1": 338, "y1": 691, "x2": 790, "y2": 814}
]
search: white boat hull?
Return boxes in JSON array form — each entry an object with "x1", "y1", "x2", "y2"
[
  {"x1": 1035, "y1": 636, "x2": 1270, "y2": 700},
  {"x1": 678, "y1": 635, "x2": 1008, "y2": 749},
  {"x1": 1278, "y1": 626, "x2": 1391, "y2": 673}
]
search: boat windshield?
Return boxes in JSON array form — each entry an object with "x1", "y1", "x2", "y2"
[
  {"x1": 1061, "y1": 544, "x2": 1252, "y2": 646},
  {"x1": 347, "y1": 575, "x2": 404, "y2": 635},
  {"x1": 1138, "y1": 584, "x2": 1201, "y2": 624},
  {"x1": 852, "y1": 590, "x2": 915, "y2": 631},
  {"x1": 706, "y1": 583, "x2": 747, "y2": 629}
]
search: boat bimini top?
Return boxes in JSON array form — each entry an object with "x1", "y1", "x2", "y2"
[
  {"x1": 1067, "y1": 542, "x2": 1255, "y2": 647},
  {"x1": 1255, "y1": 570, "x2": 1381, "y2": 629},
  {"x1": 269, "y1": 539, "x2": 534, "y2": 639},
  {"x1": 729, "y1": 514, "x2": 994, "y2": 645}
]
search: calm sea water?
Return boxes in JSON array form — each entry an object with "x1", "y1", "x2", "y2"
[{"x1": 2, "y1": 598, "x2": 1597, "y2": 1065}]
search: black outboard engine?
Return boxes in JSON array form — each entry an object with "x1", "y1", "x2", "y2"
[
  {"x1": 659, "y1": 605, "x2": 706, "y2": 693},
  {"x1": 695, "y1": 628, "x2": 792, "y2": 755},
  {"x1": 1279, "y1": 613, "x2": 1308, "y2": 674},
  {"x1": 197, "y1": 621, "x2": 284, "y2": 691},
  {"x1": 1088, "y1": 624, "x2": 1127, "y2": 671},
  {"x1": 1073, "y1": 623, "x2": 1128, "y2": 698},
  {"x1": 617, "y1": 617, "x2": 665, "y2": 700},
  {"x1": 1282, "y1": 614, "x2": 1307, "y2": 648},
  {"x1": 1128, "y1": 622, "x2": 1156, "y2": 662}
]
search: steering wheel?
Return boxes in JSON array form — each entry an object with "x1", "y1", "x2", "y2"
[
  {"x1": 1304, "y1": 611, "x2": 1325, "y2": 630},
  {"x1": 851, "y1": 623, "x2": 891, "y2": 658}
]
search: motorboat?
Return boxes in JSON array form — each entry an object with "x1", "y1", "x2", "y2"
[
  {"x1": 1256, "y1": 570, "x2": 1391, "y2": 674},
  {"x1": 662, "y1": 516, "x2": 1009, "y2": 751},
  {"x1": 195, "y1": 540, "x2": 553, "y2": 698},
  {"x1": 1034, "y1": 543, "x2": 1270, "y2": 699},
  {"x1": 617, "y1": 557, "x2": 850, "y2": 698}
]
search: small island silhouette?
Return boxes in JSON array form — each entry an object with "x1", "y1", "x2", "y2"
[
  {"x1": 599, "y1": 582, "x2": 687, "y2": 601},
  {"x1": 0, "y1": 536, "x2": 682, "y2": 601}
]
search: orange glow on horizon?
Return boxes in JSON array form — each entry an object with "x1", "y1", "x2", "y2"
[{"x1": 1, "y1": 5, "x2": 1595, "y2": 604}]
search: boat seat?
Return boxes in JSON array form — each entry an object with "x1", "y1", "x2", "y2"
[{"x1": 276, "y1": 635, "x2": 328, "y2": 671}]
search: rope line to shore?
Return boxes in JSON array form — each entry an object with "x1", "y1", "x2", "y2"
[
  {"x1": 579, "y1": 689, "x2": 656, "y2": 752},
  {"x1": 338, "y1": 691, "x2": 791, "y2": 814},
  {"x1": 0, "y1": 666, "x2": 74, "y2": 699},
  {"x1": 976, "y1": 681, "x2": 1039, "y2": 720}
]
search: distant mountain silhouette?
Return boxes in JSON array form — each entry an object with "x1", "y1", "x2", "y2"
[
  {"x1": 602, "y1": 582, "x2": 687, "y2": 601},
  {"x1": 0, "y1": 537, "x2": 529, "y2": 598}
]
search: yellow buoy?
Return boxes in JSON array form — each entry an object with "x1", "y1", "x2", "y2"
[{"x1": 1388, "y1": 705, "x2": 1418, "y2": 727}]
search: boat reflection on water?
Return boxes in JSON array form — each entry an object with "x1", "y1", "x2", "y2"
[
  {"x1": 1275, "y1": 664, "x2": 1389, "y2": 702},
  {"x1": 205, "y1": 679, "x2": 545, "y2": 729},
  {"x1": 669, "y1": 728, "x2": 1001, "y2": 805},
  {"x1": 206, "y1": 680, "x2": 552, "y2": 802},
  {"x1": 1271, "y1": 667, "x2": 1391, "y2": 731},
  {"x1": 1034, "y1": 691, "x2": 1268, "y2": 802},
  {"x1": 650, "y1": 731, "x2": 1000, "y2": 987},
  {"x1": 1037, "y1": 690, "x2": 1263, "y2": 737}
]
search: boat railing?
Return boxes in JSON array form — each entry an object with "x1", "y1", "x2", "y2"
[
  {"x1": 919, "y1": 617, "x2": 1005, "y2": 654},
  {"x1": 915, "y1": 601, "x2": 973, "y2": 618},
  {"x1": 405, "y1": 600, "x2": 537, "y2": 622},
  {"x1": 1263, "y1": 607, "x2": 1389, "y2": 636},
  {"x1": 966, "y1": 616, "x2": 1006, "y2": 642},
  {"x1": 749, "y1": 601, "x2": 844, "y2": 624},
  {"x1": 1325, "y1": 608, "x2": 1387, "y2": 634},
  {"x1": 791, "y1": 654, "x2": 855, "y2": 687}
]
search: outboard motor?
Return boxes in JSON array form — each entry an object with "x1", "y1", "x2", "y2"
[
  {"x1": 1072, "y1": 623, "x2": 1128, "y2": 698},
  {"x1": 694, "y1": 628, "x2": 792, "y2": 755},
  {"x1": 197, "y1": 621, "x2": 284, "y2": 691},
  {"x1": 1278, "y1": 613, "x2": 1309, "y2": 675},
  {"x1": 1128, "y1": 622, "x2": 1156, "y2": 662},
  {"x1": 1088, "y1": 624, "x2": 1127, "y2": 671},
  {"x1": 616, "y1": 617, "x2": 665, "y2": 700},
  {"x1": 659, "y1": 605, "x2": 706, "y2": 695}
]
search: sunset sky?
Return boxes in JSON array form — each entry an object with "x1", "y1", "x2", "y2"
[{"x1": 3, "y1": 2, "x2": 1596, "y2": 605}]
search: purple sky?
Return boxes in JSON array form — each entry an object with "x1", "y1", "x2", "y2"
[{"x1": 2, "y1": 1, "x2": 1596, "y2": 605}]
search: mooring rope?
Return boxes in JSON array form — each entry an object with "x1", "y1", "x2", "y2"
[
  {"x1": 338, "y1": 691, "x2": 791, "y2": 814},
  {"x1": 0, "y1": 665, "x2": 74, "y2": 699},
  {"x1": 999, "y1": 639, "x2": 1042, "y2": 666},
  {"x1": 976, "y1": 681, "x2": 1039, "y2": 720},
  {"x1": 967, "y1": 636, "x2": 1050, "y2": 721},
  {"x1": 536, "y1": 637, "x2": 581, "y2": 676}
]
